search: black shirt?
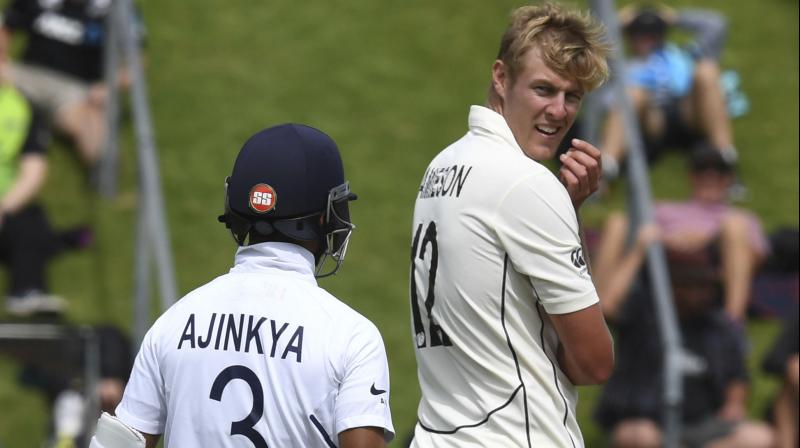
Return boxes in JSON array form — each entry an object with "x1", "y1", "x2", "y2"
[
  {"x1": 2, "y1": 0, "x2": 110, "y2": 82},
  {"x1": 20, "y1": 108, "x2": 48, "y2": 157},
  {"x1": 594, "y1": 280, "x2": 748, "y2": 428}
]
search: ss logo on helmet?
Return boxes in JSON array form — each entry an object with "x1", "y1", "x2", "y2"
[{"x1": 249, "y1": 184, "x2": 277, "y2": 213}]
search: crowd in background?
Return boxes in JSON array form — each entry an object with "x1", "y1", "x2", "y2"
[
  {"x1": 0, "y1": 1, "x2": 796, "y2": 447},
  {"x1": 585, "y1": 4, "x2": 798, "y2": 447},
  {"x1": 0, "y1": 1, "x2": 130, "y2": 447}
]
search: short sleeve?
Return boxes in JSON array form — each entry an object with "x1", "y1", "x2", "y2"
[
  {"x1": 334, "y1": 320, "x2": 395, "y2": 442},
  {"x1": 21, "y1": 111, "x2": 50, "y2": 156},
  {"x1": 494, "y1": 173, "x2": 598, "y2": 314},
  {"x1": 115, "y1": 326, "x2": 167, "y2": 436}
]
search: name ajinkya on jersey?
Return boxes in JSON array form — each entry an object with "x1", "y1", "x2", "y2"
[{"x1": 177, "y1": 313, "x2": 304, "y2": 362}]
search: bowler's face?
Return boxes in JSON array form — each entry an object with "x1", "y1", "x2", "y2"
[{"x1": 494, "y1": 48, "x2": 583, "y2": 161}]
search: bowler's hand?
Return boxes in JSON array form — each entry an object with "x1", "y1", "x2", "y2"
[{"x1": 559, "y1": 139, "x2": 601, "y2": 208}]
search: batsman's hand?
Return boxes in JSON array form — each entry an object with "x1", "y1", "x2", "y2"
[{"x1": 559, "y1": 139, "x2": 602, "y2": 209}]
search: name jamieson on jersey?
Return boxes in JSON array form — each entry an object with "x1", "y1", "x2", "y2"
[
  {"x1": 177, "y1": 313, "x2": 304, "y2": 363},
  {"x1": 418, "y1": 164, "x2": 473, "y2": 199}
]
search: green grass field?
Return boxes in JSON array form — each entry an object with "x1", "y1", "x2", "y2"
[{"x1": 0, "y1": 0, "x2": 797, "y2": 446}]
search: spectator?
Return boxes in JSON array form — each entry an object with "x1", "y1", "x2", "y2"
[
  {"x1": 762, "y1": 304, "x2": 799, "y2": 448},
  {"x1": 593, "y1": 148, "x2": 768, "y2": 323},
  {"x1": 0, "y1": 64, "x2": 90, "y2": 315},
  {"x1": 0, "y1": 0, "x2": 134, "y2": 167},
  {"x1": 592, "y1": 224, "x2": 774, "y2": 448},
  {"x1": 0, "y1": 70, "x2": 62, "y2": 314},
  {"x1": 599, "y1": 4, "x2": 739, "y2": 185},
  {"x1": 3, "y1": 325, "x2": 132, "y2": 448}
]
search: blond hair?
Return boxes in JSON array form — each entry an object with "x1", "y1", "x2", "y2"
[{"x1": 496, "y1": 2, "x2": 611, "y2": 92}]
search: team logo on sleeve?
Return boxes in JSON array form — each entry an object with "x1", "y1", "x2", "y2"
[
  {"x1": 249, "y1": 184, "x2": 277, "y2": 213},
  {"x1": 570, "y1": 247, "x2": 587, "y2": 272}
]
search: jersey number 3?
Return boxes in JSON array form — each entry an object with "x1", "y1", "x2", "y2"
[
  {"x1": 410, "y1": 221, "x2": 452, "y2": 349},
  {"x1": 210, "y1": 365, "x2": 269, "y2": 448}
]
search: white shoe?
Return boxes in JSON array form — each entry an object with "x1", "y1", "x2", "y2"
[
  {"x1": 5, "y1": 291, "x2": 67, "y2": 316},
  {"x1": 54, "y1": 389, "x2": 85, "y2": 437}
]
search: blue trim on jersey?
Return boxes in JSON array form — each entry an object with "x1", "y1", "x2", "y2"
[{"x1": 309, "y1": 414, "x2": 337, "y2": 448}]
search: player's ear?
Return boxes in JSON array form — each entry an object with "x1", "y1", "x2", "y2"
[{"x1": 492, "y1": 59, "x2": 509, "y2": 100}]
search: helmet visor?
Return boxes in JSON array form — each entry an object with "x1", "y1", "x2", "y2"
[{"x1": 316, "y1": 182, "x2": 356, "y2": 278}]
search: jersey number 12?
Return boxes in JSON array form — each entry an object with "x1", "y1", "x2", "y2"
[{"x1": 410, "y1": 221, "x2": 452, "y2": 349}]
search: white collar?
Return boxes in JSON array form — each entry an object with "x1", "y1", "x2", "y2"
[
  {"x1": 467, "y1": 105, "x2": 524, "y2": 155},
  {"x1": 230, "y1": 242, "x2": 317, "y2": 283}
]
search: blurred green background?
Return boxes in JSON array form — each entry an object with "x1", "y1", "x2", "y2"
[{"x1": 0, "y1": 0, "x2": 797, "y2": 446}]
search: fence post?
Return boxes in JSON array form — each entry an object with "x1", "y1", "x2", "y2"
[
  {"x1": 588, "y1": 0, "x2": 684, "y2": 445},
  {"x1": 98, "y1": 0, "x2": 122, "y2": 197},
  {"x1": 115, "y1": 0, "x2": 179, "y2": 347}
]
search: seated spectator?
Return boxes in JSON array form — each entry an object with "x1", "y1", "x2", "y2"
[
  {"x1": 1, "y1": 324, "x2": 132, "y2": 447},
  {"x1": 762, "y1": 304, "x2": 799, "y2": 448},
  {"x1": 0, "y1": 0, "x2": 133, "y2": 167},
  {"x1": 593, "y1": 148, "x2": 768, "y2": 323},
  {"x1": 592, "y1": 224, "x2": 774, "y2": 448},
  {"x1": 0, "y1": 67, "x2": 90, "y2": 315},
  {"x1": 599, "y1": 4, "x2": 740, "y2": 185}
]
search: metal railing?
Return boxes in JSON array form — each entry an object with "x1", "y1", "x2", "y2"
[
  {"x1": 99, "y1": 0, "x2": 178, "y2": 348},
  {"x1": 588, "y1": 0, "x2": 685, "y2": 445},
  {"x1": 0, "y1": 323, "x2": 100, "y2": 442}
]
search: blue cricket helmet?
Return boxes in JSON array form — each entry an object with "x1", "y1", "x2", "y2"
[{"x1": 219, "y1": 123, "x2": 357, "y2": 277}]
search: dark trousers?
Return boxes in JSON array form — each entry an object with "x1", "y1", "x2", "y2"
[{"x1": 0, "y1": 204, "x2": 62, "y2": 296}]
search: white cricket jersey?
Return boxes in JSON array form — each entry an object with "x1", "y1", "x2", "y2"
[
  {"x1": 116, "y1": 242, "x2": 394, "y2": 447},
  {"x1": 409, "y1": 106, "x2": 598, "y2": 447}
]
